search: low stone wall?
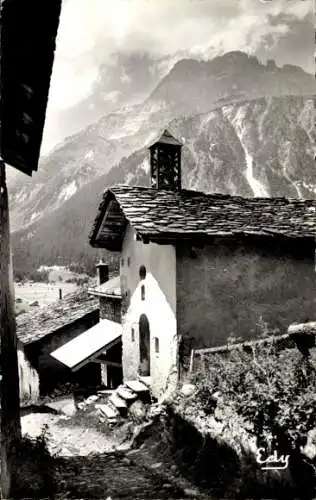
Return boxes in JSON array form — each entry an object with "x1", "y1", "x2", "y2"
[
  {"x1": 131, "y1": 386, "x2": 316, "y2": 499},
  {"x1": 169, "y1": 398, "x2": 292, "y2": 498}
]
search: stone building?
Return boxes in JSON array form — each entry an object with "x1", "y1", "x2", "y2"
[
  {"x1": 89, "y1": 264, "x2": 122, "y2": 324},
  {"x1": 16, "y1": 290, "x2": 100, "y2": 402},
  {"x1": 50, "y1": 266, "x2": 123, "y2": 391},
  {"x1": 89, "y1": 129, "x2": 316, "y2": 398},
  {"x1": 87, "y1": 265, "x2": 123, "y2": 388}
]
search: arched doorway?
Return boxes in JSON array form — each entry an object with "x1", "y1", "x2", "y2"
[{"x1": 139, "y1": 314, "x2": 150, "y2": 376}]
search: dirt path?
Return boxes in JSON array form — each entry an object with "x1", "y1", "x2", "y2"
[
  {"x1": 21, "y1": 412, "x2": 118, "y2": 456},
  {"x1": 55, "y1": 452, "x2": 186, "y2": 499},
  {"x1": 21, "y1": 402, "x2": 206, "y2": 499}
]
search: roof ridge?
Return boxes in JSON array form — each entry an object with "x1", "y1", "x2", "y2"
[
  {"x1": 108, "y1": 185, "x2": 316, "y2": 203},
  {"x1": 90, "y1": 185, "x2": 316, "y2": 250}
]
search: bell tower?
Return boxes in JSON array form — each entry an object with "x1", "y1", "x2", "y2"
[{"x1": 149, "y1": 129, "x2": 182, "y2": 191}]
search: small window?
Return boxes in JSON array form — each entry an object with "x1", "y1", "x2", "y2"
[
  {"x1": 139, "y1": 265, "x2": 146, "y2": 280},
  {"x1": 127, "y1": 257, "x2": 131, "y2": 267},
  {"x1": 155, "y1": 337, "x2": 159, "y2": 354},
  {"x1": 131, "y1": 328, "x2": 135, "y2": 342},
  {"x1": 141, "y1": 285, "x2": 145, "y2": 300},
  {"x1": 121, "y1": 258, "x2": 124, "y2": 266}
]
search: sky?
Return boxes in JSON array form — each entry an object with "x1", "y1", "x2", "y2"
[{"x1": 42, "y1": 0, "x2": 315, "y2": 153}]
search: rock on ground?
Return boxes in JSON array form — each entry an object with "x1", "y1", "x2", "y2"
[
  {"x1": 46, "y1": 396, "x2": 77, "y2": 416},
  {"x1": 180, "y1": 384, "x2": 196, "y2": 397},
  {"x1": 128, "y1": 400, "x2": 148, "y2": 423}
]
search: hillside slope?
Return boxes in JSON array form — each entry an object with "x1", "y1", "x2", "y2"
[
  {"x1": 11, "y1": 94, "x2": 316, "y2": 275},
  {"x1": 8, "y1": 52, "x2": 316, "y2": 233}
]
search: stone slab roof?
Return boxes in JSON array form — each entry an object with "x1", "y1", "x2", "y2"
[
  {"x1": 16, "y1": 290, "x2": 99, "y2": 345},
  {"x1": 89, "y1": 185, "x2": 316, "y2": 250},
  {"x1": 88, "y1": 276, "x2": 122, "y2": 299}
]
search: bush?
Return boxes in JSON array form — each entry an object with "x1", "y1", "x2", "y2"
[
  {"x1": 185, "y1": 344, "x2": 316, "y2": 498},
  {"x1": 11, "y1": 425, "x2": 56, "y2": 499},
  {"x1": 191, "y1": 343, "x2": 316, "y2": 454}
]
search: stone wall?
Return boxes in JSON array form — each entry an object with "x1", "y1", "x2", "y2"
[
  {"x1": 99, "y1": 297, "x2": 121, "y2": 323},
  {"x1": 176, "y1": 236, "x2": 316, "y2": 365}
]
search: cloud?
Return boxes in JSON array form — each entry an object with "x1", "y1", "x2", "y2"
[
  {"x1": 43, "y1": 0, "x2": 314, "y2": 151},
  {"x1": 102, "y1": 90, "x2": 122, "y2": 103}
]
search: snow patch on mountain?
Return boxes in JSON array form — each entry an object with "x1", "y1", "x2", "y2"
[
  {"x1": 30, "y1": 212, "x2": 41, "y2": 223},
  {"x1": 302, "y1": 181, "x2": 316, "y2": 195},
  {"x1": 243, "y1": 147, "x2": 269, "y2": 197},
  {"x1": 279, "y1": 141, "x2": 303, "y2": 199},
  {"x1": 15, "y1": 190, "x2": 29, "y2": 204},
  {"x1": 85, "y1": 150, "x2": 94, "y2": 160},
  {"x1": 258, "y1": 96, "x2": 272, "y2": 143},
  {"x1": 107, "y1": 101, "x2": 167, "y2": 141},
  {"x1": 140, "y1": 157, "x2": 150, "y2": 174},
  {"x1": 223, "y1": 106, "x2": 269, "y2": 197},
  {"x1": 57, "y1": 181, "x2": 77, "y2": 203}
]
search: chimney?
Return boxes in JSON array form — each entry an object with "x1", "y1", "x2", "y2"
[
  {"x1": 96, "y1": 260, "x2": 109, "y2": 285},
  {"x1": 149, "y1": 129, "x2": 183, "y2": 191}
]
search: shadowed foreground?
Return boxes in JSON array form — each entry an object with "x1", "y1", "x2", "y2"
[{"x1": 54, "y1": 451, "x2": 187, "y2": 499}]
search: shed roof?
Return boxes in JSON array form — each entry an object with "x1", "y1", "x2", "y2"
[
  {"x1": 50, "y1": 319, "x2": 122, "y2": 372},
  {"x1": 88, "y1": 276, "x2": 122, "y2": 299},
  {"x1": 89, "y1": 185, "x2": 316, "y2": 250},
  {"x1": 16, "y1": 290, "x2": 99, "y2": 345}
]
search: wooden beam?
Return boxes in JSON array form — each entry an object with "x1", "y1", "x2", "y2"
[
  {"x1": 287, "y1": 322, "x2": 316, "y2": 354},
  {"x1": 189, "y1": 349, "x2": 194, "y2": 373},
  {"x1": 88, "y1": 289, "x2": 122, "y2": 300},
  {"x1": 92, "y1": 360, "x2": 122, "y2": 368},
  {"x1": 194, "y1": 332, "x2": 291, "y2": 355},
  {"x1": 71, "y1": 336, "x2": 122, "y2": 372},
  {"x1": 0, "y1": 161, "x2": 22, "y2": 499},
  {"x1": 288, "y1": 322, "x2": 316, "y2": 336},
  {"x1": 192, "y1": 323, "x2": 316, "y2": 360}
]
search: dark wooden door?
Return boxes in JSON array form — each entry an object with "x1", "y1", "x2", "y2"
[{"x1": 139, "y1": 314, "x2": 150, "y2": 376}]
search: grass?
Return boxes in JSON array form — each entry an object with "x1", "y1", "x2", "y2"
[
  {"x1": 15, "y1": 282, "x2": 79, "y2": 307},
  {"x1": 14, "y1": 264, "x2": 92, "y2": 312}
]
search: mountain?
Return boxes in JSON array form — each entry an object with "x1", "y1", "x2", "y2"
[
  {"x1": 42, "y1": 51, "x2": 178, "y2": 154},
  {"x1": 9, "y1": 51, "x2": 316, "y2": 276},
  {"x1": 8, "y1": 98, "x2": 174, "y2": 232},
  {"x1": 148, "y1": 51, "x2": 315, "y2": 111},
  {"x1": 8, "y1": 52, "x2": 315, "y2": 233}
]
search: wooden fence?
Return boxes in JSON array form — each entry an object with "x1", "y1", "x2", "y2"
[{"x1": 189, "y1": 321, "x2": 316, "y2": 374}]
